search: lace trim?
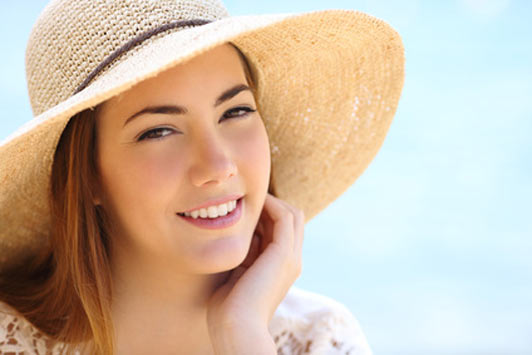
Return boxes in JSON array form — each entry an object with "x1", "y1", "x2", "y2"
[
  {"x1": 0, "y1": 288, "x2": 372, "y2": 355},
  {"x1": 270, "y1": 305, "x2": 372, "y2": 355},
  {"x1": 0, "y1": 303, "x2": 67, "y2": 354}
]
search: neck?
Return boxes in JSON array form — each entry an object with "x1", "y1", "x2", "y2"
[{"x1": 109, "y1": 243, "x2": 231, "y2": 354}]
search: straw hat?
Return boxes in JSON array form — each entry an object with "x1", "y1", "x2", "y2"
[{"x1": 0, "y1": 0, "x2": 404, "y2": 272}]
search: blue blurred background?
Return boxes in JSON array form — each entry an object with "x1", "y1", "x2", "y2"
[{"x1": 1, "y1": 1, "x2": 531, "y2": 354}]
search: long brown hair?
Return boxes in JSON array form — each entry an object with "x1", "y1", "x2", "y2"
[
  {"x1": 0, "y1": 43, "x2": 270, "y2": 354},
  {"x1": 0, "y1": 106, "x2": 113, "y2": 354}
]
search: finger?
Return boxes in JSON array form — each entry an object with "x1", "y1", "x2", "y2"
[
  {"x1": 256, "y1": 203, "x2": 274, "y2": 246},
  {"x1": 271, "y1": 197, "x2": 304, "y2": 255},
  {"x1": 262, "y1": 194, "x2": 295, "y2": 254},
  {"x1": 226, "y1": 265, "x2": 247, "y2": 288},
  {"x1": 240, "y1": 233, "x2": 261, "y2": 268},
  {"x1": 271, "y1": 198, "x2": 305, "y2": 274},
  {"x1": 253, "y1": 211, "x2": 268, "y2": 253},
  {"x1": 265, "y1": 195, "x2": 304, "y2": 261},
  {"x1": 293, "y1": 209, "x2": 304, "y2": 275},
  {"x1": 254, "y1": 213, "x2": 266, "y2": 237}
]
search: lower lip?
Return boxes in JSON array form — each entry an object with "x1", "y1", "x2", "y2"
[{"x1": 177, "y1": 198, "x2": 243, "y2": 230}]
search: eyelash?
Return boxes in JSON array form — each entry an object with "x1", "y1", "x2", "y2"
[{"x1": 137, "y1": 106, "x2": 257, "y2": 142}]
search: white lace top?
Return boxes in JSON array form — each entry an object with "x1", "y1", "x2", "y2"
[{"x1": 0, "y1": 286, "x2": 372, "y2": 354}]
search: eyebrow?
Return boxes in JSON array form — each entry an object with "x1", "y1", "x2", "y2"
[{"x1": 123, "y1": 83, "x2": 251, "y2": 127}]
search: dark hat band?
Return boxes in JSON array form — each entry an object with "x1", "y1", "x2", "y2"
[{"x1": 74, "y1": 19, "x2": 213, "y2": 95}]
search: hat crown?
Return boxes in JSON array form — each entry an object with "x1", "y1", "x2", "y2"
[{"x1": 25, "y1": 0, "x2": 230, "y2": 116}]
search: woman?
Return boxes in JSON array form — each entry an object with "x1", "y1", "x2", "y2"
[{"x1": 0, "y1": 0, "x2": 404, "y2": 354}]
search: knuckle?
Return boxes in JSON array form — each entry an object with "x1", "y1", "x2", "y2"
[{"x1": 284, "y1": 209, "x2": 295, "y2": 223}]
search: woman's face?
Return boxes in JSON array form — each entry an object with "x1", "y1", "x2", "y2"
[{"x1": 95, "y1": 43, "x2": 271, "y2": 274}]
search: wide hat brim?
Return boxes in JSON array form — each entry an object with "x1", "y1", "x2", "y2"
[{"x1": 0, "y1": 9, "x2": 404, "y2": 272}]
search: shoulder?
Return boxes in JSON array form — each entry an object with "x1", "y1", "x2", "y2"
[
  {"x1": 0, "y1": 300, "x2": 69, "y2": 354},
  {"x1": 269, "y1": 286, "x2": 372, "y2": 355}
]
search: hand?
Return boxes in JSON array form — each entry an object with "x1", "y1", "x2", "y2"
[{"x1": 207, "y1": 193, "x2": 305, "y2": 331}]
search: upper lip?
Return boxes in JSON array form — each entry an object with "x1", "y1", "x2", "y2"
[{"x1": 179, "y1": 194, "x2": 244, "y2": 213}]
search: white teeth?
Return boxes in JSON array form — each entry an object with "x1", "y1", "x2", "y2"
[
  {"x1": 182, "y1": 199, "x2": 238, "y2": 219},
  {"x1": 218, "y1": 204, "x2": 228, "y2": 216},
  {"x1": 207, "y1": 205, "x2": 218, "y2": 218}
]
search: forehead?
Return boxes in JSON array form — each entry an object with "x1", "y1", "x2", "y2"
[{"x1": 101, "y1": 43, "x2": 247, "y2": 111}]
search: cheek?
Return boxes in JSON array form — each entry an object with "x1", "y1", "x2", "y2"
[
  {"x1": 98, "y1": 143, "x2": 186, "y2": 221},
  {"x1": 232, "y1": 119, "x2": 271, "y2": 189}
]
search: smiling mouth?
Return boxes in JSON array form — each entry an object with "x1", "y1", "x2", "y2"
[{"x1": 177, "y1": 197, "x2": 243, "y2": 219}]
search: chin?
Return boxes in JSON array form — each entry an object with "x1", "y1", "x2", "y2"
[{"x1": 188, "y1": 231, "x2": 252, "y2": 274}]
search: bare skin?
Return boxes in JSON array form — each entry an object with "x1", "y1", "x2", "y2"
[{"x1": 94, "y1": 43, "x2": 304, "y2": 354}]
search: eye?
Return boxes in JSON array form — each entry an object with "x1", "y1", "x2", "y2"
[
  {"x1": 220, "y1": 106, "x2": 256, "y2": 122},
  {"x1": 137, "y1": 127, "x2": 177, "y2": 141}
]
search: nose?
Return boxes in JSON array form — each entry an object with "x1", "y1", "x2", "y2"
[{"x1": 188, "y1": 131, "x2": 238, "y2": 187}]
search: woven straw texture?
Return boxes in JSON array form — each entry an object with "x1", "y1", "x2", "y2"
[
  {"x1": 0, "y1": 0, "x2": 404, "y2": 272},
  {"x1": 27, "y1": 0, "x2": 229, "y2": 116}
]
